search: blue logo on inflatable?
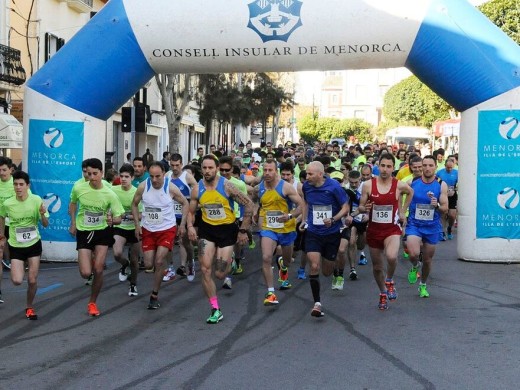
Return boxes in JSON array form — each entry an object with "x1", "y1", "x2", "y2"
[
  {"x1": 43, "y1": 193, "x2": 62, "y2": 213},
  {"x1": 497, "y1": 187, "x2": 519, "y2": 210},
  {"x1": 498, "y1": 117, "x2": 520, "y2": 140},
  {"x1": 43, "y1": 127, "x2": 64, "y2": 148},
  {"x1": 248, "y1": 0, "x2": 303, "y2": 43}
]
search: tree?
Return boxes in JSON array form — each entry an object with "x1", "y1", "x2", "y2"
[
  {"x1": 297, "y1": 115, "x2": 373, "y2": 143},
  {"x1": 479, "y1": 0, "x2": 519, "y2": 44},
  {"x1": 383, "y1": 76, "x2": 452, "y2": 128}
]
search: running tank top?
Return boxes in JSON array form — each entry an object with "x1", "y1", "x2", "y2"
[
  {"x1": 259, "y1": 180, "x2": 295, "y2": 232},
  {"x1": 367, "y1": 177, "x2": 401, "y2": 232},
  {"x1": 408, "y1": 177, "x2": 442, "y2": 227},
  {"x1": 141, "y1": 178, "x2": 176, "y2": 232},
  {"x1": 171, "y1": 171, "x2": 190, "y2": 219},
  {"x1": 198, "y1": 176, "x2": 235, "y2": 225}
]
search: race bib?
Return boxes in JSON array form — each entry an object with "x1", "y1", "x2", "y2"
[
  {"x1": 266, "y1": 210, "x2": 284, "y2": 229},
  {"x1": 351, "y1": 206, "x2": 363, "y2": 223},
  {"x1": 372, "y1": 205, "x2": 393, "y2": 223},
  {"x1": 312, "y1": 205, "x2": 332, "y2": 225},
  {"x1": 415, "y1": 204, "x2": 434, "y2": 221},
  {"x1": 173, "y1": 201, "x2": 183, "y2": 215},
  {"x1": 15, "y1": 226, "x2": 37, "y2": 243},
  {"x1": 144, "y1": 207, "x2": 163, "y2": 224},
  {"x1": 205, "y1": 203, "x2": 226, "y2": 220},
  {"x1": 84, "y1": 211, "x2": 104, "y2": 227},
  {"x1": 120, "y1": 212, "x2": 134, "y2": 227}
]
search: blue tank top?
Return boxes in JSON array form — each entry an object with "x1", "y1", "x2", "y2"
[{"x1": 408, "y1": 177, "x2": 442, "y2": 227}]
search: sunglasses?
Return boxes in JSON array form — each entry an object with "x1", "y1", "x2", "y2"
[{"x1": 219, "y1": 168, "x2": 231, "y2": 172}]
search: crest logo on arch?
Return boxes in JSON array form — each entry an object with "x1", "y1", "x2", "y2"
[{"x1": 247, "y1": 0, "x2": 303, "y2": 43}]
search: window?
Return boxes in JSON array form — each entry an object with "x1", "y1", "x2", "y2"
[{"x1": 45, "y1": 33, "x2": 65, "y2": 62}]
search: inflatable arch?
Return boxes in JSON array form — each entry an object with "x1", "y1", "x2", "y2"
[{"x1": 23, "y1": 0, "x2": 520, "y2": 262}]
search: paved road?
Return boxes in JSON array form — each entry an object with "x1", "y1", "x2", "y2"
[{"x1": 0, "y1": 233, "x2": 519, "y2": 389}]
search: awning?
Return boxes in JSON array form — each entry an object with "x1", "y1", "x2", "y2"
[
  {"x1": 0, "y1": 114, "x2": 23, "y2": 148},
  {"x1": 181, "y1": 116, "x2": 205, "y2": 133}
]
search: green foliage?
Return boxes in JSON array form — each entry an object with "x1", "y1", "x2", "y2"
[
  {"x1": 298, "y1": 115, "x2": 373, "y2": 143},
  {"x1": 383, "y1": 76, "x2": 452, "y2": 128},
  {"x1": 479, "y1": 0, "x2": 520, "y2": 44}
]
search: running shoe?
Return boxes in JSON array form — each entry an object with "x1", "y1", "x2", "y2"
[
  {"x1": 403, "y1": 251, "x2": 410, "y2": 259},
  {"x1": 2, "y1": 259, "x2": 11, "y2": 270},
  {"x1": 447, "y1": 233, "x2": 453, "y2": 240},
  {"x1": 311, "y1": 302, "x2": 325, "y2": 317},
  {"x1": 25, "y1": 307, "x2": 38, "y2": 320},
  {"x1": 206, "y1": 308, "x2": 223, "y2": 324},
  {"x1": 280, "y1": 280, "x2": 292, "y2": 290},
  {"x1": 176, "y1": 266, "x2": 187, "y2": 277},
  {"x1": 222, "y1": 277, "x2": 232, "y2": 289},
  {"x1": 248, "y1": 238, "x2": 256, "y2": 249},
  {"x1": 358, "y1": 252, "x2": 367, "y2": 265},
  {"x1": 385, "y1": 280, "x2": 398, "y2": 300},
  {"x1": 297, "y1": 267, "x2": 307, "y2": 280},
  {"x1": 138, "y1": 259, "x2": 146, "y2": 270},
  {"x1": 187, "y1": 259, "x2": 196, "y2": 282},
  {"x1": 349, "y1": 268, "x2": 358, "y2": 281},
  {"x1": 378, "y1": 293, "x2": 388, "y2": 310},
  {"x1": 277, "y1": 257, "x2": 288, "y2": 282},
  {"x1": 0, "y1": 292, "x2": 3, "y2": 304},
  {"x1": 335, "y1": 276, "x2": 345, "y2": 291},
  {"x1": 147, "y1": 295, "x2": 160, "y2": 310},
  {"x1": 233, "y1": 263, "x2": 243, "y2": 275},
  {"x1": 128, "y1": 284, "x2": 138, "y2": 297},
  {"x1": 408, "y1": 266, "x2": 419, "y2": 284},
  {"x1": 263, "y1": 292, "x2": 279, "y2": 306},
  {"x1": 331, "y1": 275, "x2": 338, "y2": 290},
  {"x1": 231, "y1": 255, "x2": 237, "y2": 275},
  {"x1": 88, "y1": 302, "x2": 100, "y2": 317},
  {"x1": 118, "y1": 261, "x2": 130, "y2": 282},
  {"x1": 85, "y1": 273, "x2": 94, "y2": 286},
  {"x1": 162, "y1": 267, "x2": 176, "y2": 282},
  {"x1": 145, "y1": 266, "x2": 155, "y2": 273},
  {"x1": 419, "y1": 284, "x2": 430, "y2": 298}
]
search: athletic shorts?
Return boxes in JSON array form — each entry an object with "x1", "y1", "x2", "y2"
[
  {"x1": 304, "y1": 230, "x2": 341, "y2": 261},
  {"x1": 448, "y1": 193, "x2": 458, "y2": 209},
  {"x1": 351, "y1": 221, "x2": 368, "y2": 235},
  {"x1": 113, "y1": 227, "x2": 138, "y2": 244},
  {"x1": 9, "y1": 240, "x2": 42, "y2": 261},
  {"x1": 77, "y1": 227, "x2": 114, "y2": 250},
  {"x1": 259, "y1": 230, "x2": 297, "y2": 247},
  {"x1": 405, "y1": 223, "x2": 442, "y2": 245},
  {"x1": 198, "y1": 219, "x2": 238, "y2": 248},
  {"x1": 141, "y1": 226, "x2": 177, "y2": 252},
  {"x1": 3, "y1": 225, "x2": 9, "y2": 240},
  {"x1": 340, "y1": 226, "x2": 351, "y2": 241},
  {"x1": 293, "y1": 222, "x2": 305, "y2": 252},
  {"x1": 366, "y1": 225, "x2": 402, "y2": 250}
]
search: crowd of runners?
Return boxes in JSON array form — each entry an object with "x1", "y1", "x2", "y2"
[{"x1": 0, "y1": 138, "x2": 459, "y2": 322}]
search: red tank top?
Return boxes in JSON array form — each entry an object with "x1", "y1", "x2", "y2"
[{"x1": 367, "y1": 177, "x2": 401, "y2": 233}]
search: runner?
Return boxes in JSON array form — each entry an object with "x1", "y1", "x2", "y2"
[
  {"x1": 301, "y1": 161, "x2": 349, "y2": 317},
  {"x1": 436, "y1": 157, "x2": 458, "y2": 240},
  {"x1": 0, "y1": 171, "x2": 49, "y2": 319},
  {"x1": 131, "y1": 161, "x2": 189, "y2": 309},
  {"x1": 69, "y1": 158, "x2": 125, "y2": 316},
  {"x1": 187, "y1": 155, "x2": 253, "y2": 324},
  {"x1": 163, "y1": 153, "x2": 197, "y2": 282},
  {"x1": 406, "y1": 155, "x2": 448, "y2": 297},
  {"x1": 0, "y1": 156, "x2": 15, "y2": 302},
  {"x1": 111, "y1": 164, "x2": 141, "y2": 296},
  {"x1": 358, "y1": 153, "x2": 413, "y2": 310},
  {"x1": 254, "y1": 159, "x2": 303, "y2": 306}
]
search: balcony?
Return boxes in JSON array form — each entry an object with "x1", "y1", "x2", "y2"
[
  {"x1": 0, "y1": 44, "x2": 26, "y2": 87},
  {"x1": 59, "y1": 0, "x2": 93, "y2": 13}
]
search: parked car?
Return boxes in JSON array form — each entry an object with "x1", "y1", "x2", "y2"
[
  {"x1": 251, "y1": 127, "x2": 261, "y2": 135},
  {"x1": 330, "y1": 137, "x2": 346, "y2": 146}
]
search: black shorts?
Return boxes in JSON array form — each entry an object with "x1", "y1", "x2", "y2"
[
  {"x1": 340, "y1": 226, "x2": 351, "y2": 241},
  {"x1": 198, "y1": 219, "x2": 238, "y2": 248},
  {"x1": 113, "y1": 227, "x2": 138, "y2": 244},
  {"x1": 293, "y1": 222, "x2": 306, "y2": 252},
  {"x1": 194, "y1": 209, "x2": 202, "y2": 228},
  {"x1": 76, "y1": 227, "x2": 114, "y2": 250},
  {"x1": 351, "y1": 221, "x2": 368, "y2": 235},
  {"x1": 304, "y1": 230, "x2": 341, "y2": 261},
  {"x1": 9, "y1": 240, "x2": 42, "y2": 261},
  {"x1": 3, "y1": 225, "x2": 9, "y2": 240},
  {"x1": 448, "y1": 193, "x2": 458, "y2": 209}
]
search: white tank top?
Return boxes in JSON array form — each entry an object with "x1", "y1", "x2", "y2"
[{"x1": 141, "y1": 178, "x2": 176, "y2": 232}]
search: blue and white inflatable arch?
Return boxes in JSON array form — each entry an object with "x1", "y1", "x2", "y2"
[{"x1": 24, "y1": 0, "x2": 520, "y2": 262}]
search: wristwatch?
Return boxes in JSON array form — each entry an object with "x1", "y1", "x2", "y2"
[{"x1": 238, "y1": 229, "x2": 248, "y2": 234}]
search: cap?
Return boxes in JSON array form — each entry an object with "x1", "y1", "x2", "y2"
[{"x1": 329, "y1": 171, "x2": 344, "y2": 181}]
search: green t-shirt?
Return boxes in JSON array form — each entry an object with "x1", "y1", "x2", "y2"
[
  {"x1": 70, "y1": 181, "x2": 124, "y2": 231},
  {"x1": 229, "y1": 177, "x2": 247, "y2": 218},
  {"x1": 0, "y1": 194, "x2": 48, "y2": 248},
  {"x1": 0, "y1": 177, "x2": 15, "y2": 226},
  {"x1": 111, "y1": 185, "x2": 141, "y2": 230}
]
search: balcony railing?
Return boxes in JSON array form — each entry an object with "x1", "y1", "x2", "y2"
[
  {"x1": 67, "y1": 0, "x2": 93, "y2": 13},
  {"x1": 0, "y1": 44, "x2": 26, "y2": 86}
]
